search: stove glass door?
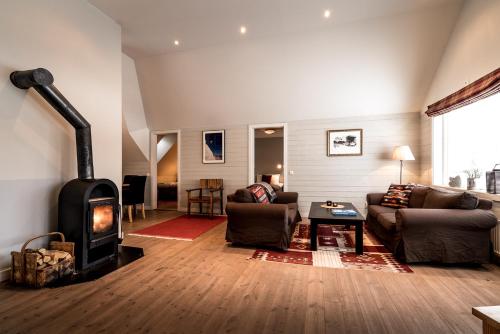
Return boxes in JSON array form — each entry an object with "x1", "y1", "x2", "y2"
[{"x1": 92, "y1": 205, "x2": 114, "y2": 234}]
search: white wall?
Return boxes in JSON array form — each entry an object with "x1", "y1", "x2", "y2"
[
  {"x1": 122, "y1": 53, "x2": 152, "y2": 207},
  {"x1": 288, "y1": 113, "x2": 421, "y2": 216},
  {"x1": 0, "y1": 1, "x2": 122, "y2": 272},
  {"x1": 177, "y1": 112, "x2": 420, "y2": 217},
  {"x1": 180, "y1": 126, "x2": 247, "y2": 213},
  {"x1": 122, "y1": 115, "x2": 152, "y2": 208},
  {"x1": 421, "y1": 0, "x2": 500, "y2": 184},
  {"x1": 122, "y1": 53, "x2": 149, "y2": 160},
  {"x1": 136, "y1": 2, "x2": 461, "y2": 130},
  {"x1": 158, "y1": 142, "x2": 178, "y2": 183},
  {"x1": 135, "y1": 3, "x2": 462, "y2": 217},
  {"x1": 157, "y1": 134, "x2": 177, "y2": 162}
]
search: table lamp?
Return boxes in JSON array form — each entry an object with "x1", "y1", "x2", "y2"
[{"x1": 392, "y1": 145, "x2": 415, "y2": 184}]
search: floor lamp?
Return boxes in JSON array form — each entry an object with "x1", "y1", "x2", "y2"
[{"x1": 392, "y1": 145, "x2": 415, "y2": 184}]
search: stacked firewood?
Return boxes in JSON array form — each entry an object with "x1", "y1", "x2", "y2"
[
  {"x1": 33, "y1": 248, "x2": 73, "y2": 271},
  {"x1": 11, "y1": 232, "x2": 75, "y2": 288}
]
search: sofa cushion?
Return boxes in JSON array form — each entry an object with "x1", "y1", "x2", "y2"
[
  {"x1": 377, "y1": 213, "x2": 397, "y2": 232},
  {"x1": 409, "y1": 186, "x2": 430, "y2": 208},
  {"x1": 380, "y1": 184, "x2": 415, "y2": 209},
  {"x1": 478, "y1": 199, "x2": 493, "y2": 210},
  {"x1": 422, "y1": 189, "x2": 462, "y2": 209},
  {"x1": 233, "y1": 188, "x2": 255, "y2": 203},
  {"x1": 368, "y1": 205, "x2": 396, "y2": 218},
  {"x1": 455, "y1": 192, "x2": 479, "y2": 210}
]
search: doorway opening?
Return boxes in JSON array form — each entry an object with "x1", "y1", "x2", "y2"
[
  {"x1": 155, "y1": 132, "x2": 179, "y2": 211},
  {"x1": 249, "y1": 124, "x2": 287, "y2": 190}
]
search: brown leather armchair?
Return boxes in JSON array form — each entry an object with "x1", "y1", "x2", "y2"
[{"x1": 225, "y1": 189, "x2": 301, "y2": 250}]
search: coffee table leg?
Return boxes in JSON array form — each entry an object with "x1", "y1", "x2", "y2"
[
  {"x1": 311, "y1": 220, "x2": 318, "y2": 251},
  {"x1": 355, "y1": 222, "x2": 363, "y2": 255}
]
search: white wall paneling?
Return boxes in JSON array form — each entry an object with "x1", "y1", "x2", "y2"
[{"x1": 178, "y1": 113, "x2": 420, "y2": 217}]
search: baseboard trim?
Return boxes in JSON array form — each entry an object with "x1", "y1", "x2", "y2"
[{"x1": 0, "y1": 267, "x2": 10, "y2": 282}]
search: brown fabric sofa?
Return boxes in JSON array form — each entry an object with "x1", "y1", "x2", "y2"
[
  {"x1": 225, "y1": 188, "x2": 301, "y2": 250},
  {"x1": 366, "y1": 186, "x2": 498, "y2": 264}
]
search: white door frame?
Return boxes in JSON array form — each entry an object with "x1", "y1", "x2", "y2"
[
  {"x1": 150, "y1": 130, "x2": 181, "y2": 210},
  {"x1": 248, "y1": 123, "x2": 288, "y2": 190}
]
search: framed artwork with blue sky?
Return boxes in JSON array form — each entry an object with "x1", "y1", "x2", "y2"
[{"x1": 203, "y1": 130, "x2": 225, "y2": 164}]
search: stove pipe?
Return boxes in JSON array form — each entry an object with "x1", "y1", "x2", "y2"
[{"x1": 10, "y1": 68, "x2": 94, "y2": 180}]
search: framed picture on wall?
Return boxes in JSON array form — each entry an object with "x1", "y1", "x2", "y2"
[
  {"x1": 327, "y1": 129, "x2": 363, "y2": 156},
  {"x1": 202, "y1": 130, "x2": 225, "y2": 164}
]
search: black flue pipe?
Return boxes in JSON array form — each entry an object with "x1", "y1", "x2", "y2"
[{"x1": 10, "y1": 68, "x2": 94, "y2": 180}]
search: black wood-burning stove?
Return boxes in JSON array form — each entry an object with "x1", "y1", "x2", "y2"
[
  {"x1": 58, "y1": 179, "x2": 119, "y2": 270},
  {"x1": 10, "y1": 68, "x2": 120, "y2": 272}
]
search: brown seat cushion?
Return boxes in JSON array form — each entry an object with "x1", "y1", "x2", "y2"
[
  {"x1": 233, "y1": 189, "x2": 255, "y2": 203},
  {"x1": 409, "y1": 186, "x2": 430, "y2": 208},
  {"x1": 422, "y1": 189, "x2": 462, "y2": 209},
  {"x1": 377, "y1": 213, "x2": 397, "y2": 232},
  {"x1": 287, "y1": 203, "x2": 298, "y2": 225},
  {"x1": 368, "y1": 205, "x2": 396, "y2": 218}
]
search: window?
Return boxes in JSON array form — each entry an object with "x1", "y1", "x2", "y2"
[{"x1": 432, "y1": 93, "x2": 500, "y2": 190}]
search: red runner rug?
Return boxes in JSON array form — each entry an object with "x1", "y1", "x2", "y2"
[
  {"x1": 128, "y1": 215, "x2": 226, "y2": 241},
  {"x1": 251, "y1": 223, "x2": 413, "y2": 273}
]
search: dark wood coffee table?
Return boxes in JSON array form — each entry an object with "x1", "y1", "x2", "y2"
[{"x1": 308, "y1": 202, "x2": 365, "y2": 254}]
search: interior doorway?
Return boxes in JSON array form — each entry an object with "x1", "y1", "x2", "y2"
[
  {"x1": 151, "y1": 130, "x2": 181, "y2": 211},
  {"x1": 248, "y1": 123, "x2": 288, "y2": 190}
]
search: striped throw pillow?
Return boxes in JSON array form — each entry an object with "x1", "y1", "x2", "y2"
[
  {"x1": 380, "y1": 184, "x2": 415, "y2": 209},
  {"x1": 247, "y1": 184, "x2": 270, "y2": 204}
]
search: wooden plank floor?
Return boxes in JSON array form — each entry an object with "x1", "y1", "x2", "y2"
[{"x1": 1, "y1": 210, "x2": 499, "y2": 334}]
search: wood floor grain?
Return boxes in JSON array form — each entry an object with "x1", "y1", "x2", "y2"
[{"x1": 1, "y1": 210, "x2": 499, "y2": 334}]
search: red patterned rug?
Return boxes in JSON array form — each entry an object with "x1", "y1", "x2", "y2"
[
  {"x1": 251, "y1": 223, "x2": 413, "y2": 273},
  {"x1": 128, "y1": 215, "x2": 226, "y2": 241}
]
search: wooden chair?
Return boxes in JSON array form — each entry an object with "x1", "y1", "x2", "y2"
[{"x1": 186, "y1": 179, "x2": 223, "y2": 218}]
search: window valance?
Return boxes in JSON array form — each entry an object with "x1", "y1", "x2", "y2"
[{"x1": 426, "y1": 67, "x2": 500, "y2": 117}]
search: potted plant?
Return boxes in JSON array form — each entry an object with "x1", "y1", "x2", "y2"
[{"x1": 463, "y1": 168, "x2": 481, "y2": 190}]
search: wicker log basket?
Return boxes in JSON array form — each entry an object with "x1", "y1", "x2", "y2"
[{"x1": 11, "y1": 232, "x2": 75, "y2": 288}]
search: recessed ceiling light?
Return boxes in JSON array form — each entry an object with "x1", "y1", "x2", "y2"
[
  {"x1": 174, "y1": 40, "x2": 180, "y2": 46},
  {"x1": 240, "y1": 26, "x2": 247, "y2": 35},
  {"x1": 323, "y1": 9, "x2": 331, "y2": 18}
]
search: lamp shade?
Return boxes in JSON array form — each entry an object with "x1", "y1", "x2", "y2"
[{"x1": 392, "y1": 145, "x2": 415, "y2": 161}]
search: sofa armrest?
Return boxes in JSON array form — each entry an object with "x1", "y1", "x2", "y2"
[
  {"x1": 366, "y1": 193, "x2": 385, "y2": 206},
  {"x1": 396, "y1": 208, "x2": 498, "y2": 231},
  {"x1": 274, "y1": 192, "x2": 298, "y2": 204}
]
